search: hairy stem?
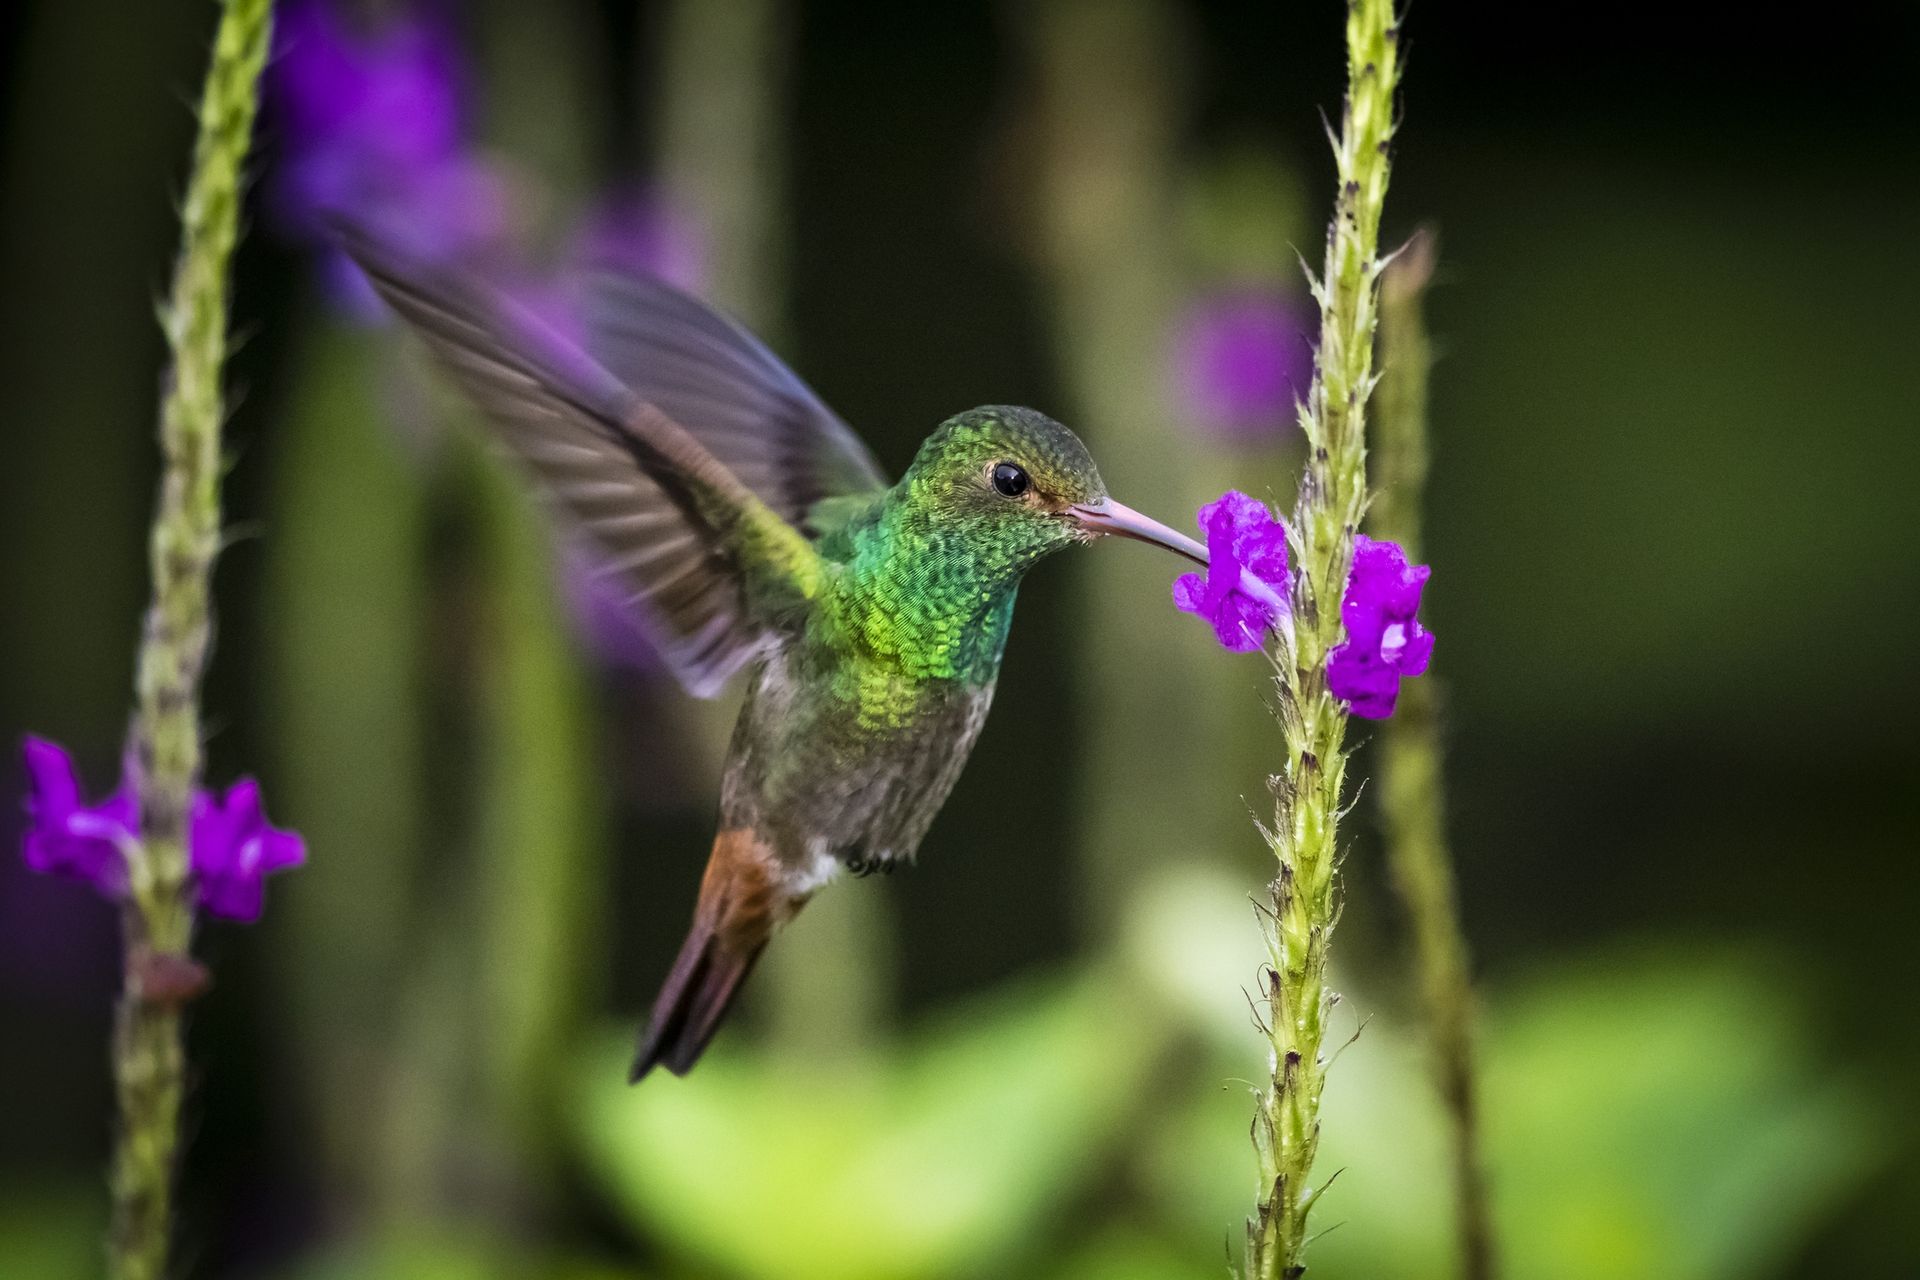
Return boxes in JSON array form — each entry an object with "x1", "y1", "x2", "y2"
[
  {"x1": 1247, "y1": 2, "x2": 1403, "y2": 1275},
  {"x1": 1373, "y1": 231, "x2": 1497, "y2": 1280},
  {"x1": 113, "y1": 1, "x2": 272, "y2": 1276}
]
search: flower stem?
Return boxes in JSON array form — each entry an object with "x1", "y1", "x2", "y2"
[
  {"x1": 1372, "y1": 231, "x2": 1498, "y2": 1280},
  {"x1": 113, "y1": 2, "x2": 272, "y2": 1276},
  {"x1": 1247, "y1": 2, "x2": 1403, "y2": 1275},
  {"x1": 1367, "y1": 230, "x2": 1434, "y2": 563}
]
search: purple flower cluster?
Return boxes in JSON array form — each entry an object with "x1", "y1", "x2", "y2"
[
  {"x1": 268, "y1": 1, "x2": 706, "y2": 330},
  {"x1": 268, "y1": 0, "x2": 508, "y2": 315},
  {"x1": 1173, "y1": 494, "x2": 1434, "y2": 719},
  {"x1": 21, "y1": 738, "x2": 304, "y2": 923},
  {"x1": 267, "y1": 3, "x2": 706, "y2": 675},
  {"x1": 1326, "y1": 535, "x2": 1435, "y2": 719},
  {"x1": 1172, "y1": 289, "x2": 1316, "y2": 443},
  {"x1": 1174, "y1": 491, "x2": 1291, "y2": 653}
]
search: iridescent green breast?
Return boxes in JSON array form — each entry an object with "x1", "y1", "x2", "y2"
[
  {"x1": 797, "y1": 412, "x2": 1097, "y2": 728},
  {"x1": 811, "y1": 494, "x2": 1023, "y2": 727}
]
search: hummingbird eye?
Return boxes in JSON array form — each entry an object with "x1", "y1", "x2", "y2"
[{"x1": 990, "y1": 462, "x2": 1030, "y2": 498}]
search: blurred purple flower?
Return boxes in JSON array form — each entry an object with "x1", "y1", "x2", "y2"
[
  {"x1": 1172, "y1": 287, "x2": 1315, "y2": 442},
  {"x1": 527, "y1": 193, "x2": 706, "y2": 676},
  {"x1": 21, "y1": 737, "x2": 136, "y2": 898},
  {"x1": 268, "y1": 0, "x2": 507, "y2": 316},
  {"x1": 269, "y1": 4, "x2": 703, "y2": 672},
  {"x1": 512, "y1": 192, "x2": 706, "y2": 357},
  {"x1": 20, "y1": 738, "x2": 305, "y2": 922},
  {"x1": 1174, "y1": 490, "x2": 1292, "y2": 652},
  {"x1": 189, "y1": 780, "x2": 307, "y2": 923},
  {"x1": 1327, "y1": 535, "x2": 1434, "y2": 719},
  {"x1": 572, "y1": 194, "x2": 706, "y2": 292}
]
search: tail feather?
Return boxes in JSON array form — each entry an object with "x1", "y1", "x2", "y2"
[
  {"x1": 630, "y1": 827, "x2": 800, "y2": 1083},
  {"x1": 629, "y1": 925, "x2": 764, "y2": 1081}
]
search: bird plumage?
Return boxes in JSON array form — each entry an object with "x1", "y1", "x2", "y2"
[{"x1": 339, "y1": 226, "x2": 1199, "y2": 1081}]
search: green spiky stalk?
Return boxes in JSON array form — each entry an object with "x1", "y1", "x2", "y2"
[
  {"x1": 1247, "y1": 2, "x2": 1403, "y2": 1275},
  {"x1": 114, "y1": 2, "x2": 272, "y2": 1277},
  {"x1": 1372, "y1": 231, "x2": 1497, "y2": 1280}
]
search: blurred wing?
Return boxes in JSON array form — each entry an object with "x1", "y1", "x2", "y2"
[
  {"x1": 340, "y1": 229, "x2": 825, "y2": 698},
  {"x1": 580, "y1": 272, "x2": 889, "y2": 529}
]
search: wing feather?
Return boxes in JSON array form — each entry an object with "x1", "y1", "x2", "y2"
[
  {"x1": 580, "y1": 272, "x2": 889, "y2": 529},
  {"x1": 339, "y1": 228, "x2": 825, "y2": 697}
]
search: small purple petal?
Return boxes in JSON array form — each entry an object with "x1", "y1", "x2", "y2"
[
  {"x1": 1391, "y1": 624, "x2": 1435, "y2": 678},
  {"x1": 1328, "y1": 534, "x2": 1434, "y2": 720},
  {"x1": 20, "y1": 737, "x2": 134, "y2": 897},
  {"x1": 22, "y1": 737, "x2": 81, "y2": 817},
  {"x1": 1172, "y1": 571, "x2": 1207, "y2": 614},
  {"x1": 1172, "y1": 491, "x2": 1292, "y2": 651},
  {"x1": 1327, "y1": 650, "x2": 1402, "y2": 719}
]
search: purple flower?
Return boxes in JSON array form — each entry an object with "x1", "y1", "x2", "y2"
[
  {"x1": 272, "y1": 0, "x2": 463, "y2": 192},
  {"x1": 268, "y1": 0, "x2": 507, "y2": 316},
  {"x1": 512, "y1": 193, "x2": 706, "y2": 676},
  {"x1": 1172, "y1": 288, "x2": 1315, "y2": 442},
  {"x1": 189, "y1": 781, "x2": 307, "y2": 923},
  {"x1": 1173, "y1": 491, "x2": 1292, "y2": 652},
  {"x1": 21, "y1": 737, "x2": 137, "y2": 898},
  {"x1": 1327, "y1": 535, "x2": 1435, "y2": 719},
  {"x1": 512, "y1": 191, "x2": 708, "y2": 356},
  {"x1": 570, "y1": 193, "x2": 706, "y2": 293},
  {"x1": 19, "y1": 738, "x2": 305, "y2": 922}
]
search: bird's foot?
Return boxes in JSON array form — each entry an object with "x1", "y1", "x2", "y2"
[{"x1": 843, "y1": 854, "x2": 897, "y2": 879}]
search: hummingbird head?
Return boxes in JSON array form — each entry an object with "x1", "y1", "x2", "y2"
[{"x1": 898, "y1": 406, "x2": 1208, "y2": 580}]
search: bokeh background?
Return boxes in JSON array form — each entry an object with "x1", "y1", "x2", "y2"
[{"x1": 3, "y1": 1, "x2": 1917, "y2": 1277}]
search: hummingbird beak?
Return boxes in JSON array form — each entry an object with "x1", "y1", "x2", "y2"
[
  {"x1": 1066, "y1": 498, "x2": 1207, "y2": 565},
  {"x1": 1067, "y1": 497, "x2": 1289, "y2": 615}
]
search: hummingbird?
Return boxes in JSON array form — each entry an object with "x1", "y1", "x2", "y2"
[{"x1": 341, "y1": 230, "x2": 1240, "y2": 1081}]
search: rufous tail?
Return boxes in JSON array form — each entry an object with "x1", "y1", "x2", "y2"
[{"x1": 630, "y1": 829, "x2": 804, "y2": 1082}]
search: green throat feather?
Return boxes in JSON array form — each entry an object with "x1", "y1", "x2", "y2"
[{"x1": 812, "y1": 406, "x2": 1106, "y2": 698}]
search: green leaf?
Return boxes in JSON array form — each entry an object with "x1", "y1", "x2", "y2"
[
  {"x1": 572, "y1": 971, "x2": 1162, "y2": 1280},
  {"x1": 287, "y1": 1230, "x2": 651, "y2": 1280},
  {"x1": 1481, "y1": 943, "x2": 1887, "y2": 1280},
  {"x1": 1148, "y1": 940, "x2": 1889, "y2": 1279}
]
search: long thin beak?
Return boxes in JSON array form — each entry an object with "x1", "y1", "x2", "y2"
[
  {"x1": 1067, "y1": 498, "x2": 1208, "y2": 566},
  {"x1": 1068, "y1": 497, "x2": 1289, "y2": 615}
]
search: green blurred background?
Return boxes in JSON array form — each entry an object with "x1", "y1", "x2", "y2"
[{"x1": 2, "y1": 1, "x2": 1916, "y2": 1277}]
